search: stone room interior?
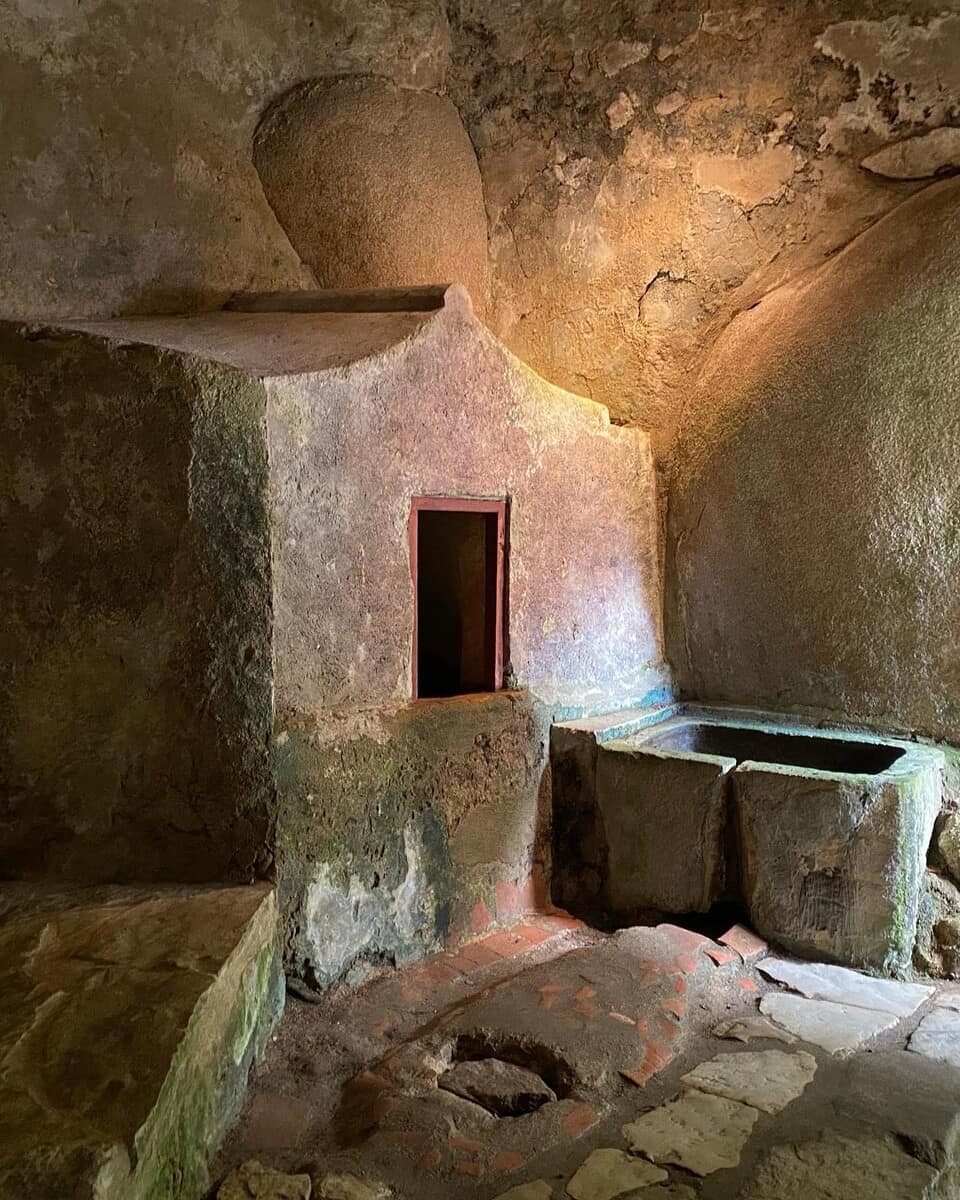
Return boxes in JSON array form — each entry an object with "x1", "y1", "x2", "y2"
[{"x1": 3, "y1": 2, "x2": 960, "y2": 1198}]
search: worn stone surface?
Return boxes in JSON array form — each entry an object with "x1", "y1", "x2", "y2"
[
  {"x1": 630, "y1": 1188, "x2": 696, "y2": 1200},
  {"x1": 622, "y1": 1089, "x2": 759, "y2": 1176},
  {"x1": 739, "y1": 1133, "x2": 939, "y2": 1199},
  {"x1": 220, "y1": 1160, "x2": 311, "y2": 1200},
  {"x1": 0, "y1": 325, "x2": 274, "y2": 883},
  {"x1": 758, "y1": 958, "x2": 933, "y2": 1018},
  {"x1": 681, "y1": 1049, "x2": 816, "y2": 1115},
  {"x1": 438, "y1": 1058, "x2": 556, "y2": 1117},
  {"x1": 0, "y1": 884, "x2": 283, "y2": 1200},
  {"x1": 314, "y1": 1173, "x2": 390, "y2": 1200},
  {"x1": 909, "y1": 1006, "x2": 960, "y2": 1069},
  {"x1": 915, "y1": 872, "x2": 960, "y2": 978},
  {"x1": 5, "y1": 5, "x2": 960, "y2": 446},
  {"x1": 713, "y1": 1016, "x2": 797, "y2": 1045},
  {"x1": 836, "y1": 1051, "x2": 960, "y2": 1171},
  {"x1": 221, "y1": 919, "x2": 960, "y2": 1200},
  {"x1": 862, "y1": 127, "x2": 960, "y2": 179},
  {"x1": 594, "y1": 740, "x2": 730, "y2": 915},
  {"x1": 939, "y1": 816, "x2": 960, "y2": 888},
  {"x1": 760, "y1": 993, "x2": 898, "y2": 1056},
  {"x1": 493, "y1": 1184, "x2": 553, "y2": 1200},
  {"x1": 669, "y1": 175, "x2": 960, "y2": 747},
  {"x1": 566, "y1": 1148, "x2": 666, "y2": 1200},
  {"x1": 254, "y1": 78, "x2": 489, "y2": 312},
  {"x1": 734, "y1": 755, "x2": 940, "y2": 972}
]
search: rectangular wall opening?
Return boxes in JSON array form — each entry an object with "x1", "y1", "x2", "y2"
[{"x1": 411, "y1": 498, "x2": 506, "y2": 699}]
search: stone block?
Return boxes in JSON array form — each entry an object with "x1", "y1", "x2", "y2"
[
  {"x1": 0, "y1": 884, "x2": 283, "y2": 1200},
  {"x1": 550, "y1": 724, "x2": 605, "y2": 916},
  {"x1": 734, "y1": 756, "x2": 940, "y2": 972},
  {"x1": 915, "y1": 871, "x2": 960, "y2": 978},
  {"x1": 596, "y1": 740, "x2": 732, "y2": 914},
  {"x1": 437, "y1": 1058, "x2": 555, "y2": 1117}
]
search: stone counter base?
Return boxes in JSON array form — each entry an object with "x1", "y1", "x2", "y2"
[{"x1": 0, "y1": 883, "x2": 283, "y2": 1200}]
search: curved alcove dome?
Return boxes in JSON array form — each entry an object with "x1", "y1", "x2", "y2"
[
  {"x1": 254, "y1": 77, "x2": 490, "y2": 312},
  {"x1": 668, "y1": 175, "x2": 960, "y2": 741}
]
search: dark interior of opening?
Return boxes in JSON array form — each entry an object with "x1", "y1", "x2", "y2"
[
  {"x1": 417, "y1": 509, "x2": 498, "y2": 698},
  {"x1": 642, "y1": 722, "x2": 903, "y2": 775}
]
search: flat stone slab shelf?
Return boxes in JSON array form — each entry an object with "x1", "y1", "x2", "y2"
[{"x1": 0, "y1": 882, "x2": 283, "y2": 1200}]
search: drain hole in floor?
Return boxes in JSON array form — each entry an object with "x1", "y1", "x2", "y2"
[{"x1": 437, "y1": 1034, "x2": 574, "y2": 1117}]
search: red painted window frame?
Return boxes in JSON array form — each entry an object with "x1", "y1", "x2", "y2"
[{"x1": 409, "y1": 496, "x2": 507, "y2": 699}]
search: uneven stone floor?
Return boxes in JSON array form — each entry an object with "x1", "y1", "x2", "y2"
[{"x1": 218, "y1": 913, "x2": 960, "y2": 1199}]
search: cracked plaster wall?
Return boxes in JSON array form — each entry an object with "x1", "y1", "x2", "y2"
[{"x1": 5, "y1": 2, "x2": 960, "y2": 446}]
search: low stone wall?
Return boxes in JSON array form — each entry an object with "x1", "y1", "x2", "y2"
[{"x1": 0, "y1": 884, "x2": 283, "y2": 1200}]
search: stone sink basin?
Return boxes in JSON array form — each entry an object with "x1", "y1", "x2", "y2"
[{"x1": 551, "y1": 706, "x2": 944, "y2": 975}]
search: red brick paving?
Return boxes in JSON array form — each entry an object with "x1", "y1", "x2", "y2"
[
  {"x1": 493, "y1": 1151, "x2": 525, "y2": 1172},
  {"x1": 719, "y1": 924, "x2": 768, "y2": 961},
  {"x1": 374, "y1": 906, "x2": 588, "y2": 1005},
  {"x1": 456, "y1": 941, "x2": 502, "y2": 968},
  {"x1": 482, "y1": 930, "x2": 534, "y2": 958},
  {"x1": 562, "y1": 1103, "x2": 598, "y2": 1138},
  {"x1": 706, "y1": 945, "x2": 740, "y2": 967},
  {"x1": 512, "y1": 923, "x2": 553, "y2": 945},
  {"x1": 661, "y1": 996, "x2": 686, "y2": 1020},
  {"x1": 449, "y1": 1135, "x2": 483, "y2": 1154},
  {"x1": 621, "y1": 1038, "x2": 674, "y2": 1087}
]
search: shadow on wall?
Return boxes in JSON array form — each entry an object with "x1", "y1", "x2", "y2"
[{"x1": 667, "y1": 175, "x2": 960, "y2": 746}]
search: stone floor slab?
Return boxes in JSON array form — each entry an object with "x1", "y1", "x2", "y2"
[
  {"x1": 681, "y1": 1049, "x2": 817, "y2": 1114},
  {"x1": 836, "y1": 1051, "x2": 960, "y2": 1170},
  {"x1": 494, "y1": 1183, "x2": 553, "y2": 1200},
  {"x1": 713, "y1": 1016, "x2": 796, "y2": 1044},
  {"x1": 738, "y1": 1133, "x2": 939, "y2": 1199},
  {"x1": 758, "y1": 957, "x2": 932, "y2": 1017},
  {"x1": 760, "y1": 993, "x2": 897, "y2": 1055},
  {"x1": 631, "y1": 1188, "x2": 697, "y2": 1200},
  {"x1": 566, "y1": 1148, "x2": 667, "y2": 1200},
  {"x1": 909, "y1": 1006, "x2": 960, "y2": 1068},
  {"x1": 622, "y1": 1089, "x2": 759, "y2": 1175}
]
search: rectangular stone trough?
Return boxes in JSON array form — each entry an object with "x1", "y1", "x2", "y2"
[{"x1": 551, "y1": 706, "x2": 944, "y2": 974}]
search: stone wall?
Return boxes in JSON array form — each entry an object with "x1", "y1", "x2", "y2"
[
  {"x1": 6, "y1": 1, "x2": 960, "y2": 443},
  {"x1": 0, "y1": 325, "x2": 275, "y2": 882},
  {"x1": 667, "y1": 176, "x2": 960, "y2": 747},
  {"x1": 0, "y1": 295, "x2": 665, "y2": 985},
  {"x1": 266, "y1": 290, "x2": 666, "y2": 985}
]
